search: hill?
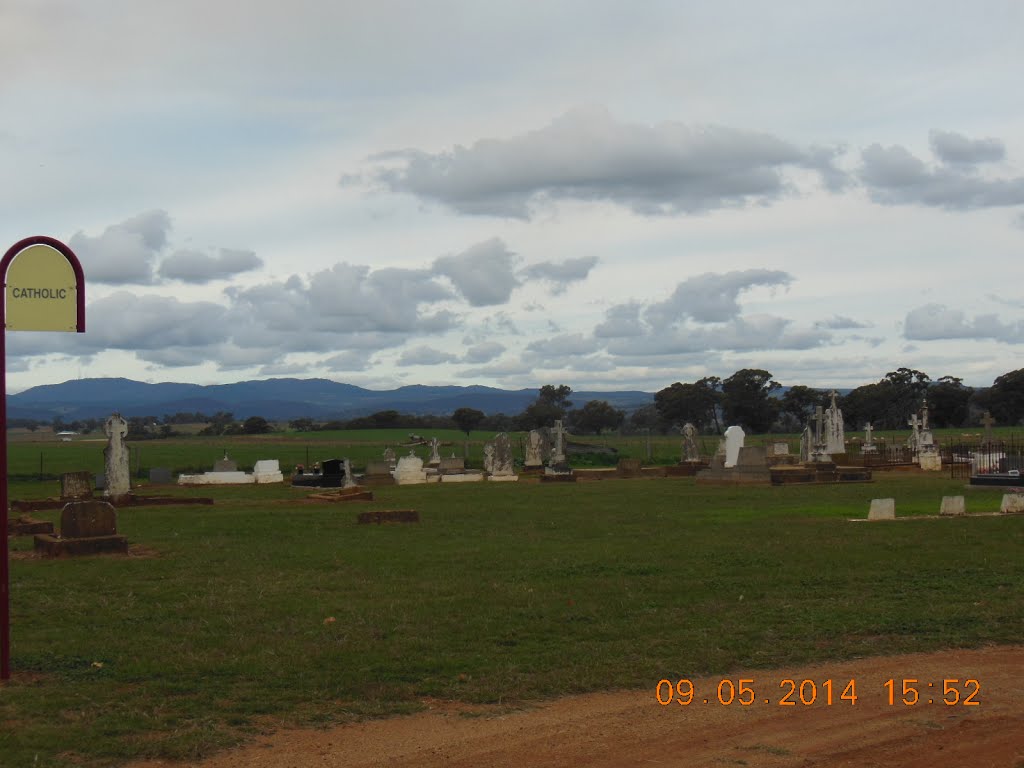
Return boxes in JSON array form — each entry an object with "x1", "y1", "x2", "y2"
[{"x1": 7, "y1": 378, "x2": 655, "y2": 421}]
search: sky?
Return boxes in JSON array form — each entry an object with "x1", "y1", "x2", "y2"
[{"x1": 2, "y1": 1, "x2": 1023, "y2": 396}]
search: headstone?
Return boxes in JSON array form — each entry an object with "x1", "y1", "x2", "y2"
[
  {"x1": 393, "y1": 453, "x2": 427, "y2": 485},
  {"x1": 1000, "y1": 493, "x2": 1024, "y2": 513},
  {"x1": 483, "y1": 442, "x2": 495, "y2": 474},
  {"x1": 61, "y1": 499, "x2": 118, "y2": 538},
  {"x1": 342, "y1": 458, "x2": 356, "y2": 489},
  {"x1": 95, "y1": 473, "x2": 107, "y2": 491},
  {"x1": 861, "y1": 422, "x2": 877, "y2": 454},
  {"x1": 524, "y1": 430, "x2": 545, "y2": 467},
  {"x1": 823, "y1": 390, "x2": 845, "y2": 454},
  {"x1": 723, "y1": 425, "x2": 745, "y2": 468},
  {"x1": 551, "y1": 420, "x2": 566, "y2": 464},
  {"x1": 681, "y1": 423, "x2": 700, "y2": 462},
  {"x1": 939, "y1": 496, "x2": 965, "y2": 516},
  {"x1": 148, "y1": 467, "x2": 173, "y2": 484},
  {"x1": 383, "y1": 447, "x2": 397, "y2": 470},
  {"x1": 491, "y1": 433, "x2": 514, "y2": 476},
  {"x1": 617, "y1": 458, "x2": 643, "y2": 477},
  {"x1": 103, "y1": 412, "x2": 131, "y2": 500},
  {"x1": 981, "y1": 411, "x2": 996, "y2": 445},
  {"x1": 428, "y1": 437, "x2": 441, "y2": 466},
  {"x1": 868, "y1": 498, "x2": 895, "y2": 520},
  {"x1": 799, "y1": 425, "x2": 811, "y2": 462},
  {"x1": 736, "y1": 446, "x2": 767, "y2": 466},
  {"x1": 253, "y1": 459, "x2": 284, "y2": 483},
  {"x1": 365, "y1": 460, "x2": 393, "y2": 476},
  {"x1": 772, "y1": 441, "x2": 789, "y2": 456},
  {"x1": 61, "y1": 471, "x2": 93, "y2": 499},
  {"x1": 438, "y1": 456, "x2": 465, "y2": 474},
  {"x1": 907, "y1": 412, "x2": 922, "y2": 454}
]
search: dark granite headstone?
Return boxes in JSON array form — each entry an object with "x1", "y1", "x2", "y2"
[
  {"x1": 95, "y1": 473, "x2": 107, "y2": 491},
  {"x1": 61, "y1": 500, "x2": 119, "y2": 538},
  {"x1": 149, "y1": 467, "x2": 173, "y2": 484}
]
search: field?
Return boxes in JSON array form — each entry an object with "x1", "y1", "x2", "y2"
[{"x1": 1, "y1": 431, "x2": 1022, "y2": 766}]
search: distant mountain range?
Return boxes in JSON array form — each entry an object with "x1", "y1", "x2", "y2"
[{"x1": 7, "y1": 378, "x2": 656, "y2": 422}]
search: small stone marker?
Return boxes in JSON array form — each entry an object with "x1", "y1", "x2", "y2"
[
  {"x1": 617, "y1": 458, "x2": 643, "y2": 477},
  {"x1": 61, "y1": 471, "x2": 94, "y2": 499},
  {"x1": 34, "y1": 499, "x2": 128, "y2": 557},
  {"x1": 357, "y1": 510, "x2": 419, "y2": 525},
  {"x1": 868, "y1": 498, "x2": 895, "y2": 520},
  {"x1": 252, "y1": 459, "x2": 284, "y2": 484},
  {"x1": 1000, "y1": 493, "x2": 1024, "y2": 514},
  {"x1": 148, "y1": 467, "x2": 172, "y2": 484},
  {"x1": 939, "y1": 496, "x2": 965, "y2": 516}
]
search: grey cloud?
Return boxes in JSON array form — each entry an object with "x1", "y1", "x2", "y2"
[
  {"x1": 903, "y1": 304, "x2": 1024, "y2": 342},
  {"x1": 461, "y1": 359, "x2": 535, "y2": 378},
  {"x1": 594, "y1": 302, "x2": 644, "y2": 338},
  {"x1": 258, "y1": 362, "x2": 311, "y2": 376},
  {"x1": 323, "y1": 350, "x2": 375, "y2": 372},
  {"x1": 524, "y1": 333, "x2": 601, "y2": 358},
  {"x1": 929, "y1": 130, "x2": 1004, "y2": 165},
  {"x1": 359, "y1": 105, "x2": 845, "y2": 218},
  {"x1": 159, "y1": 247, "x2": 263, "y2": 283},
  {"x1": 606, "y1": 315, "x2": 829, "y2": 357},
  {"x1": 432, "y1": 238, "x2": 521, "y2": 306},
  {"x1": 84, "y1": 292, "x2": 229, "y2": 351},
  {"x1": 69, "y1": 210, "x2": 170, "y2": 285},
  {"x1": 520, "y1": 255, "x2": 598, "y2": 294},
  {"x1": 814, "y1": 315, "x2": 871, "y2": 330},
  {"x1": 397, "y1": 346, "x2": 460, "y2": 365},
  {"x1": 462, "y1": 341, "x2": 505, "y2": 363},
  {"x1": 645, "y1": 269, "x2": 793, "y2": 328},
  {"x1": 860, "y1": 140, "x2": 1024, "y2": 209}
]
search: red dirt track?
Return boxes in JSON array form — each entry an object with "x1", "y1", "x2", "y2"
[{"x1": 133, "y1": 645, "x2": 1024, "y2": 768}]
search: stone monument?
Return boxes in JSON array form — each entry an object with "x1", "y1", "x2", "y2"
[
  {"x1": 524, "y1": 430, "x2": 545, "y2": 468},
  {"x1": 723, "y1": 425, "x2": 745, "y2": 468},
  {"x1": 34, "y1": 499, "x2": 129, "y2": 556},
  {"x1": 489, "y1": 433, "x2": 517, "y2": 481},
  {"x1": 551, "y1": 420, "x2": 567, "y2": 465},
  {"x1": 393, "y1": 452, "x2": 428, "y2": 485},
  {"x1": 103, "y1": 413, "x2": 131, "y2": 502},
  {"x1": 861, "y1": 422, "x2": 878, "y2": 454},
  {"x1": 681, "y1": 423, "x2": 700, "y2": 463},
  {"x1": 823, "y1": 390, "x2": 845, "y2": 455},
  {"x1": 428, "y1": 437, "x2": 441, "y2": 467}
]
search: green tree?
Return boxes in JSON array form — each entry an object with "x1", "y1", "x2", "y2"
[
  {"x1": 983, "y1": 368, "x2": 1024, "y2": 426},
  {"x1": 452, "y1": 407, "x2": 486, "y2": 436},
  {"x1": 243, "y1": 416, "x2": 271, "y2": 434},
  {"x1": 777, "y1": 385, "x2": 829, "y2": 431},
  {"x1": 289, "y1": 418, "x2": 316, "y2": 432},
  {"x1": 653, "y1": 377, "x2": 721, "y2": 432},
  {"x1": 568, "y1": 400, "x2": 625, "y2": 435},
  {"x1": 927, "y1": 376, "x2": 972, "y2": 428},
  {"x1": 518, "y1": 384, "x2": 573, "y2": 429},
  {"x1": 720, "y1": 369, "x2": 780, "y2": 433}
]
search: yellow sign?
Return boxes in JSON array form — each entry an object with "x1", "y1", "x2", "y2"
[{"x1": 5, "y1": 243, "x2": 78, "y2": 331}]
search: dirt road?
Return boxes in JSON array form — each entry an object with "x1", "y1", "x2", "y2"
[{"x1": 133, "y1": 645, "x2": 1024, "y2": 768}]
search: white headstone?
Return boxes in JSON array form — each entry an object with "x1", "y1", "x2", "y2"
[
  {"x1": 939, "y1": 496, "x2": 965, "y2": 516},
  {"x1": 393, "y1": 454, "x2": 427, "y2": 485},
  {"x1": 824, "y1": 390, "x2": 845, "y2": 454},
  {"x1": 253, "y1": 459, "x2": 284, "y2": 484},
  {"x1": 868, "y1": 498, "x2": 895, "y2": 520},
  {"x1": 723, "y1": 425, "x2": 745, "y2": 468},
  {"x1": 1000, "y1": 493, "x2": 1024, "y2": 514}
]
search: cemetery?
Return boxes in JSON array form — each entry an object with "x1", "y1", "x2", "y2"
[{"x1": 1, "y1": 408, "x2": 1022, "y2": 766}]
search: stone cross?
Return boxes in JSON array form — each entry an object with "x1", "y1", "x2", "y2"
[
  {"x1": 103, "y1": 413, "x2": 131, "y2": 501},
  {"x1": 428, "y1": 437, "x2": 441, "y2": 465},
  {"x1": 920, "y1": 398, "x2": 930, "y2": 430},
  {"x1": 863, "y1": 423, "x2": 874, "y2": 444},
  {"x1": 551, "y1": 420, "x2": 566, "y2": 464},
  {"x1": 981, "y1": 411, "x2": 996, "y2": 444}
]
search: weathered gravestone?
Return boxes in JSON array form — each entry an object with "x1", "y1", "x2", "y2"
[
  {"x1": 393, "y1": 453, "x2": 427, "y2": 485},
  {"x1": 148, "y1": 467, "x2": 173, "y2": 485},
  {"x1": 940, "y1": 496, "x2": 965, "y2": 516},
  {"x1": 252, "y1": 459, "x2": 284, "y2": 484},
  {"x1": 103, "y1": 413, "x2": 131, "y2": 501},
  {"x1": 723, "y1": 425, "x2": 745, "y2": 468},
  {"x1": 1000, "y1": 494, "x2": 1024, "y2": 514},
  {"x1": 617, "y1": 458, "x2": 643, "y2": 478},
  {"x1": 34, "y1": 499, "x2": 129, "y2": 556},
  {"x1": 438, "y1": 456, "x2": 465, "y2": 475},
  {"x1": 524, "y1": 430, "x2": 545, "y2": 468},
  {"x1": 61, "y1": 471, "x2": 93, "y2": 500},
  {"x1": 489, "y1": 433, "x2": 518, "y2": 481}
]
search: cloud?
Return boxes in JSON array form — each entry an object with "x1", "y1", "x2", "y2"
[
  {"x1": 323, "y1": 350, "x2": 375, "y2": 372},
  {"x1": 929, "y1": 130, "x2": 1005, "y2": 166},
  {"x1": 159, "y1": 247, "x2": 263, "y2": 283},
  {"x1": 524, "y1": 332, "x2": 600, "y2": 359},
  {"x1": 432, "y1": 238, "x2": 521, "y2": 306},
  {"x1": 605, "y1": 315, "x2": 830, "y2": 356},
  {"x1": 358, "y1": 105, "x2": 845, "y2": 218},
  {"x1": 644, "y1": 269, "x2": 793, "y2": 327},
  {"x1": 903, "y1": 303, "x2": 1024, "y2": 342},
  {"x1": 461, "y1": 341, "x2": 506, "y2": 363},
  {"x1": 860, "y1": 138, "x2": 1024, "y2": 209},
  {"x1": 69, "y1": 210, "x2": 171, "y2": 285},
  {"x1": 397, "y1": 346, "x2": 460, "y2": 365},
  {"x1": 519, "y1": 255, "x2": 598, "y2": 294},
  {"x1": 594, "y1": 302, "x2": 645, "y2": 338},
  {"x1": 814, "y1": 315, "x2": 871, "y2": 330}
]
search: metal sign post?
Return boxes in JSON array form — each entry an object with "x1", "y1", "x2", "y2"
[{"x1": 1, "y1": 236, "x2": 85, "y2": 681}]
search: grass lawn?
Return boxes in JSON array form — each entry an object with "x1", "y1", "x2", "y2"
[{"x1": 1, "y1": 458, "x2": 1022, "y2": 766}]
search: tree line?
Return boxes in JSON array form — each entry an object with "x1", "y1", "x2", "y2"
[{"x1": 9, "y1": 367, "x2": 1024, "y2": 437}]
